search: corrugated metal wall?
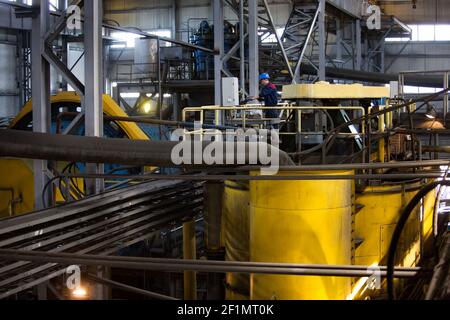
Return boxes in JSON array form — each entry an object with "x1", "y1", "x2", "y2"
[{"x1": 0, "y1": 35, "x2": 19, "y2": 117}]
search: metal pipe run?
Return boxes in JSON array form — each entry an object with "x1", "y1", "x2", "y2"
[
  {"x1": 234, "y1": 160, "x2": 450, "y2": 172},
  {"x1": 0, "y1": 249, "x2": 426, "y2": 278},
  {"x1": 422, "y1": 146, "x2": 450, "y2": 154},
  {"x1": 85, "y1": 273, "x2": 178, "y2": 300},
  {"x1": 44, "y1": 172, "x2": 446, "y2": 182},
  {"x1": 104, "y1": 115, "x2": 237, "y2": 131}
]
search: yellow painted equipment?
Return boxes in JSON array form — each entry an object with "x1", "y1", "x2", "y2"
[
  {"x1": 249, "y1": 170, "x2": 354, "y2": 300},
  {"x1": 9, "y1": 92, "x2": 148, "y2": 140},
  {"x1": 350, "y1": 181, "x2": 436, "y2": 299},
  {"x1": 223, "y1": 180, "x2": 250, "y2": 300},
  {"x1": 354, "y1": 182, "x2": 435, "y2": 268},
  {"x1": 282, "y1": 81, "x2": 390, "y2": 100},
  {"x1": 0, "y1": 92, "x2": 150, "y2": 218}
]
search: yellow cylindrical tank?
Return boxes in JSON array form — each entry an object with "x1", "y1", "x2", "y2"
[
  {"x1": 354, "y1": 182, "x2": 434, "y2": 268},
  {"x1": 250, "y1": 170, "x2": 354, "y2": 300},
  {"x1": 223, "y1": 180, "x2": 250, "y2": 300}
]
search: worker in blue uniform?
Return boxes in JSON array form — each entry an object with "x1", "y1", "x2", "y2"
[{"x1": 251, "y1": 73, "x2": 280, "y2": 128}]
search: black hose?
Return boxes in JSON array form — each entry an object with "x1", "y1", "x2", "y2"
[{"x1": 387, "y1": 180, "x2": 450, "y2": 300}]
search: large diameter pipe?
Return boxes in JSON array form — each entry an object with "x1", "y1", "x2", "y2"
[
  {"x1": 422, "y1": 146, "x2": 450, "y2": 154},
  {"x1": 0, "y1": 130, "x2": 294, "y2": 167},
  {"x1": 301, "y1": 64, "x2": 448, "y2": 88}
]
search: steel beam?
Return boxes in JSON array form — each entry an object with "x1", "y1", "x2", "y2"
[
  {"x1": 213, "y1": 0, "x2": 224, "y2": 109},
  {"x1": 84, "y1": 0, "x2": 104, "y2": 195},
  {"x1": 248, "y1": 0, "x2": 259, "y2": 97},
  {"x1": 355, "y1": 19, "x2": 362, "y2": 70},
  {"x1": 31, "y1": 0, "x2": 51, "y2": 210},
  {"x1": 318, "y1": 0, "x2": 326, "y2": 80},
  {"x1": 239, "y1": 0, "x2": 246, "y2": 96},
  {"x1": 336, "y1": 17, "x2": 342, "y2": 62}
]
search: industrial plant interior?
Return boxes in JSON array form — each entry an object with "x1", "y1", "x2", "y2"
[{"x1": 0, "y1": 0, "x2": 450, "y2": 302}]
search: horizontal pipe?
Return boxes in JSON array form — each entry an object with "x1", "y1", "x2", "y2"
[
  {"x1": 0, "y1": 249, "x2": 425, "y2": 278},
  {"x1": 0, "y1": 130, "x2": 294, "y2": 167},
  {"x1": 301, "y1": 65, "x2": 448, "y2": 88},
  {"x1": 237, "y1": 160, "x2": 450, "y2": 172},
  {"x1": 58, "y1": 172, "x2": 444, "y2": 181},
  {"x1": 104, "y1": 115, "x2": 237, "y2": 131},
  {"x1": 86, "y1": 273, "x2": 178, "y2": 300},
  {"x1": 422, "y1": 146, "x2": 450, "y2": 153}
]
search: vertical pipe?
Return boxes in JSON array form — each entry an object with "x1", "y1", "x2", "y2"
[
  {"x1": 31, "y1": 0, "x2": 51, "y2": 210},
  {"x1": 158, "y1": 39, "x2": 163, "y2": 138},
  {"x1": 318, "y1": 0, "x2": 326, "y2": 80},
  {"x1": 444, "y1": 72, "x2": 448, "y2": 119},
  {"x1": 378, "y1": 107, "x2": 386, "y2": 163},
  {"x1": 84, "y1": 0, "x2": 104, "y2": 195},
  {"x1": 248, "y1": 0, "x2": 259, "y2": 97},
  {"x1": 183, "y1": 220, "x2": 197, "y2": 300}
]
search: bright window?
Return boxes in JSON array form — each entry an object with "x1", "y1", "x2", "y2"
[
  {"x1": 110, "y1": 32, "x2": 144, "y2": 48},
  {"x1": 260, "y1": 28, "x2": 284, "y2": 43},
  {"x1": 386, "y1": 24, "x2": 450, "y2": 42}
]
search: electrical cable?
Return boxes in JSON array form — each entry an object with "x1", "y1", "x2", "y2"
[{"x1": 387, "y1": 179, "x2": 450, "y2": 300}]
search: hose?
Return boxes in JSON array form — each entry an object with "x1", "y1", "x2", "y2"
[{"x1": 387, "y1": 179, "x2": 450, "y2": 300}]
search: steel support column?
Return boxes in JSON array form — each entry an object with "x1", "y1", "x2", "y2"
[
  {"x1": 31, "y1": 0, "x2": 51, "y2": 211},
  {"x1": 318, "y1": 0, "x2": 326, "y2": 80},
  {"x1": 336, "y1": 17, "x2": 343, "y2": 63},
  {"x1": 355, "y1": 19, "x2": 362, "y2": 71},
  {"x1": 213, "y1": 0, "x2": 224, "y2": 107},
  {"x1": 239, "y1": 0, "x2": 246, "y2": 97},
  {"x1": 84, "y1": 0, "x2": 104, "y2": 195},
  {"x1": 248, "y1": 0, "x2": 259, "y2": 97}
]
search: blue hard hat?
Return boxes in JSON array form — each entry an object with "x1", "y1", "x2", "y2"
[{"x1": 259, "y1": 73, "x2": 270, "y2": 80}]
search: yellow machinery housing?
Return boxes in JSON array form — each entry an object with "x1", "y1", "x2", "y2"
[
  {"x1": 282, "y1": 81, "x2": 390, "y2": 100},
  {"x1": 0, "y1": 92, "x2": 149, "y2": 218},
  {"x1": 249, "y1": 170, "x2": 354, "y2": 300},
  {"x1": 351, "y1": 181, "x2": 436, "y2": 299}
]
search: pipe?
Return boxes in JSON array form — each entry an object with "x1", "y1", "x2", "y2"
[
  {"x1": 86, "y1": 273, "x2": 178, "y2": 300},
  {"x1": 104, "y1": 115, "x2": 237, "y2": 131},
  {"x1": 236, "y1": 160, "x2": 450, "y2": 172},
  {"x1": 0, "y1": 249, "x2": 426, "y2": 278},
  {"x1": 422, "y1": 146, "x2": 450, "y2": 154},
  {"x1": 45, "y1": 172, "x2": 447, "y2": 181},
  {"x1": 301, "y1": 64, "x2": 449, "y2": 88},
  {"x1": 0, "y1": 129, "x2": 294, "y2": 167}
]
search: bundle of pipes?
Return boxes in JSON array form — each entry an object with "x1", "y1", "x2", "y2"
[{"x1": 0, "y1": 179, "x2": 204, "y2": 299}]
